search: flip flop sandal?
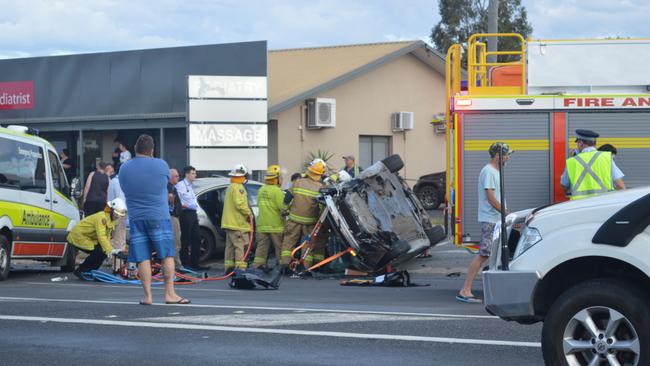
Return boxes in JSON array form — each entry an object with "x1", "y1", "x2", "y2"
[
  {"x1": 139, "y1": 301, "x2": 153, "y2": 306},
  {"x1": 455, "y1": 294, "x2": 482, "y2": 304},
  {"x1": 165, "y1": 298, "x2": 191, "y2": 305}
]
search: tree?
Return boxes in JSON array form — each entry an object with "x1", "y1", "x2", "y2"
[{"x1": 431, "y1": 0, "x2": 532, "y2": 65}]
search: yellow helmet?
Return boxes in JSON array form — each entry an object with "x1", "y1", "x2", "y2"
[
  {"x1": 307, "y1": 161, "x2": 326, "y2": 176},
  {"x1": 265, "y1": 164, "x2": 281, "y2": 179}
]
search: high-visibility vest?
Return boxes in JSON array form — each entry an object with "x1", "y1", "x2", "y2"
[{"x1": 566, "y1": 151, "x2": 613, "y2": 200}]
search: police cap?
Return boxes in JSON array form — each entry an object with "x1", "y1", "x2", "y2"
[{"x1": 575, "y1": 129, "x2": 599, "y2": 142}]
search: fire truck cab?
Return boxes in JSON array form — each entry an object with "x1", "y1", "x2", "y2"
[{"x1": 445, "y1": 33, "x2": 650, "y2": 246}]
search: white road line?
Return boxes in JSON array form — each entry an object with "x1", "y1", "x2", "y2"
[
  {"x1": 0, "y1": 296, "x2": 498, "y2": 319},
  {"x1": 22, "y1": 282, "x2": 236, "y2": 292},
  {"x1": 0, "y1": 315, "x2": 540, "y2": 348}
]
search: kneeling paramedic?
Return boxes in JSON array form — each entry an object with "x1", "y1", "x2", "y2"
[
  {"x1": 221, "y1": 164, "x2": 253, "y2": 274},
  {"x1": 68, "y1": 198, "x2": 127, "y2": 278},
  {"x1": 251, "y1": 165, "x2": 287, "y2": 270},
  {"x1": 280, "y1": 159, "x2": 328, "y2": 271}
]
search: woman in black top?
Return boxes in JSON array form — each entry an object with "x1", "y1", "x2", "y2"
[{"x1": 83, "y1": 161, "x2": 109, "y2": 216}]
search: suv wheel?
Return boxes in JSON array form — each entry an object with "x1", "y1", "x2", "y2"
[
  {"x1": 542, "y1": 279, "x2": 648, "y2": 366},
  {"x1": 0, "y1": 234, "x2": 11, "y2": 281},
  {"x1": 416, "y1": 184, "x2": 440, "y2": 210},
  {"x1": 199, "y1": 228, "x2": 216, "y2": 263}
]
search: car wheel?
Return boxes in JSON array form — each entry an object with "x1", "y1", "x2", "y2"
[
  {"x1": 381, "y1": 155, "x2": 404, "y2": 173},
  {"x1": 199, "y1": 228, "x2": 216, "y2": 263},
  {"x1": 542, "y1": 279, "x2": 649, "y2": 366},
  {"x1": 60, "y1": 244, "x2": 77, "y2": 272},
  {"x1": 416, "y1": 184, "x2": 440, "y2": 210},
  {"x1": 0, "y1": 234, "x2": 11, "y2": 281}
]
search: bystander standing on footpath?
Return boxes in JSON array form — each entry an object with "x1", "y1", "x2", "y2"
[
  {"x1": 83, "y1": 161, "x2": 110, "y2": 216},
  {"x1": 108, "y1": 169, "x2": 127, "y2": 250},
  {"x1": 168, "y1": 168, "x2": 184, "y2": 270},
  {"x1": 176, "y1": 166, "x2": 208, "y2": 271},
  {"x1": 457, "y1": 142, "x2": 513, "y2": 304},
  {"x1": 119, "y1": 134, "x2": 189, "y2": 305}
]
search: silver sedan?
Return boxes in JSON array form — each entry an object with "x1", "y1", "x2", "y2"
[{"x1": 193, "y1": 177, "x2": 262, "y2": 263}]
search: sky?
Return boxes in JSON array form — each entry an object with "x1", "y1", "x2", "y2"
[{"x1": 0, "y1": 0, "x2": 648, "y2": 59}]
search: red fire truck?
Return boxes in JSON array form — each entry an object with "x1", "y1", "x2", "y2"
[{"x1": 445, "y1": 33, "x2": 650, "y2": 247}]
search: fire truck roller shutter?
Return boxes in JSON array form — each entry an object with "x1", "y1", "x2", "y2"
[
  {"x1": 568, "y1": 111, "x2": 650, "y2": 189},
  {"x1": 461, "y1": 112, "x2": 551, "y2": 241}
]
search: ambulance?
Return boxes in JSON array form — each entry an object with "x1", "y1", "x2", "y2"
[
  {"x1": 0, "y1": 125, "x2": 81, "y2": 280},
  {"x1": 445, "y1": 33, "x2": 650, "y2": 246}
]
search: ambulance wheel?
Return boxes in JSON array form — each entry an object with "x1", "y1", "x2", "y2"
[
  {"x1": 382, "y1": 155, "x2": 404, "y2": 173},
  {"x1": 199, "y1": 228, "x2": 215, "y2": 263},
  {"x1": 0, "y1": 234, "x2": 10, "y2": 281},
  {"x1": 60, "y1": 244, "x2": 77, "y2": 272}
]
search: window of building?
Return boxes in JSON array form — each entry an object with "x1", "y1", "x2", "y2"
[
  {"x1": 359, "y1": 135, "x2": 391, "y2": 169},
  {"x1": 0, "y1": 136, "x2": 47, "y2": 194}
]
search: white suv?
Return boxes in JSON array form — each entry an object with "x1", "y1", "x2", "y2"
[{"x1": 484, "y1": 187, "x2": 650, "y2": 366}]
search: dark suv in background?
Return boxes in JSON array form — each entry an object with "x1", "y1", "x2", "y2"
[{"x1": 413, "y1": 172, "x2": 445, "y2": 210}]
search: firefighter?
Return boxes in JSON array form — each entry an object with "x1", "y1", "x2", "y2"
[
  {"x1": 251, "y1": 165, "x2": 287, "y2": 270},
  {"x1": 221, "y1": 164, "x2": 253, "y2": 274},
  {"x1": 560, "y1": 129, "x2": 625, "y2": 200},
  {"x1": 69, "y1": 198, "x2": 127, "y2": 278},
  {"x1": 280, "y1": 159, "x2": 327, "y2": 272}
]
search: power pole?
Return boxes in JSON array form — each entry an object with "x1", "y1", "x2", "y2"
[{"x1": 487, "y1": 0, "x2": 499, "y2": 64}]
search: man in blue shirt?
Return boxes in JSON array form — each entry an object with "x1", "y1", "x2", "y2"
[{"x1": 119, "y1": 134, "x2": 189, "y2": 305}]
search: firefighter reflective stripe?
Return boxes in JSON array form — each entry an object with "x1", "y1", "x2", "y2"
[
  {"x1": 223, "y1": 260, "x2": 235, "y2": 267},
  {"x1": 293, "y1": 187, "x2": 319, "y2": 198},
  {"x1": 288, "y1": 212, "x2": 318, "y2": 224},
  {"x1": 566, "y1": 151, "x2": 613, "y2": 200},
  {"x1": 235, "y1": 261, "x2": 247, "y2": 269}
]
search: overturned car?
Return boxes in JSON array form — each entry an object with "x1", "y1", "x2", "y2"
[{"x1": 316, "y1": 155, "x2": 446, "y2": 273}]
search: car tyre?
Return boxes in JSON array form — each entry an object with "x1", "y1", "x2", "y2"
[
  {"x1": 381, "y1": 155, "x2": 404, "y2": 173},
  {"x1": 416, "y1": 184, "x2": 440, "y2": 210},
  {"x1": 199, "y1": 228, "x2": 216, "y2": 263},
  {"x1": 542, "y1": 279, "x2": 649, "y2": 366},
  {"x1": 60, "y1": 244, "x2": 77, "y2": 272},
  {"x1": 0, "y1": 234, "x2": 11, "y2": 281}
]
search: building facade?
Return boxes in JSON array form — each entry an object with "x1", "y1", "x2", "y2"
[{"x1": 268, "y1": 41, "x2": 447, "y2": 184}]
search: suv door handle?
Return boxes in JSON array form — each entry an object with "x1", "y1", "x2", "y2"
[
  {"x1": 44, "y1": 198, "x2": 51, "y2": 203},
  {"x1": 53, "y1": 200, "x2": 59, "y2": 204}
]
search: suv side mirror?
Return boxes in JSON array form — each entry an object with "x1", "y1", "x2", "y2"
[{"x1": 70, "y1": 177, "x2": 82, "y2": 199}]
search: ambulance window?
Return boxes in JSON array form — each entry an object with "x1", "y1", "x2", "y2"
[
  {"x1": 48, "y1": 150, "x2": 70, "y2": 198},
  {"x1": 0, "y1": 137, "x2": 47, "y2": 194}
]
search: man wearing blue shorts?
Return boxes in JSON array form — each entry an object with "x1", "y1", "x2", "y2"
[{"x1": 119, "y1": 134, "x2": 189, "y2": 305}]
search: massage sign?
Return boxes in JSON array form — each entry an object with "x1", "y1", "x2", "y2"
[{"x1": 0, "y1": 81, "x2": 34, "y2": 110}]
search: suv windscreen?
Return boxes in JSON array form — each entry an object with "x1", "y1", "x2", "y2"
[{"x1": 0, "y1": 136, "x2": 47, "y2": 194}]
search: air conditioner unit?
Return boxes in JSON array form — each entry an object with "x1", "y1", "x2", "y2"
[
  {"x1": 306, "y1": 98, "x2": 336, "y2": 129},
  {"x1": 392, "y1": 112, "x2": 414, "y2": 132}
]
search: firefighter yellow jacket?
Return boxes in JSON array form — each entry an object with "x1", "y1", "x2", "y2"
[
  {"x1": 256, "y1": 184, "x2": 287, "y2": 233},
  {"x1": 67, "y1": 211, "x2": 115, "y2": 255},
  {"x1": 221, "y1": 182, "x2": 252, "y2": 232},
  {"x1": 288, "y1": 176, "x2": 324, "y2": 225}
]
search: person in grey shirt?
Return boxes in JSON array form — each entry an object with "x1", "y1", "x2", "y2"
[{"x1": 457, "y1": 142, "x2": 513, "y2": 303}]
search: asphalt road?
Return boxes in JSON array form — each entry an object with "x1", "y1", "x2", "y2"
[{"x1": 0, "y1": 243, "x2": 544, "y2": 366}]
